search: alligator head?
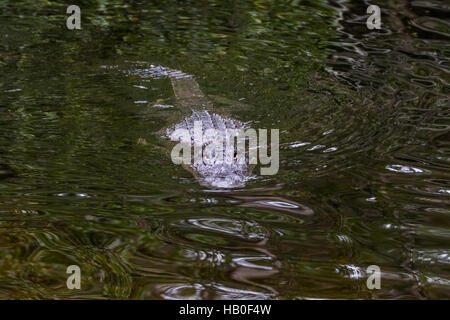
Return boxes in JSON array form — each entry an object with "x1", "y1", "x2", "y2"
[
  {"x1": 166, "y1": 76, "x2": 251, "y2": 189},
  {"x1": 166, "y1": 109, "x2": 251, "y2": 189}
]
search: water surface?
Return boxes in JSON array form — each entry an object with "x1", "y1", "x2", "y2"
[{"x1": 0, "y1": 0, "x2": 449, "y2": 299}]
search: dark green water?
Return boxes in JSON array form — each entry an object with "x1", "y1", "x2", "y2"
[{"x1": 0, "y1": 0, "x2": 449, "y2": 299}]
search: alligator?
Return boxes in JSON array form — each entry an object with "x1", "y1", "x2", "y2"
[
  {"x1": 115, "y1": 63, "x2": 314, "y2": 215},
  {"x1": 156, "y1": 66, "x2": 253, "y2": 189},
  {"x1": 105, "y1": 62, "x2": 253, "y2": 189}
]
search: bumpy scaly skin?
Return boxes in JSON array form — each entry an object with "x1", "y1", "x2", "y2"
[{"x1": 166, "y1": 110, "x2": 249, "y2": 188}]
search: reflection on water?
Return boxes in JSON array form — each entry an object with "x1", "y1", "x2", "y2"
[
  {"x1": 234, "y1": 196, "x2": 314, "y2": 216},
  {"x1": 0, "y1": 0, "x2": 449, "y2": 299}
]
